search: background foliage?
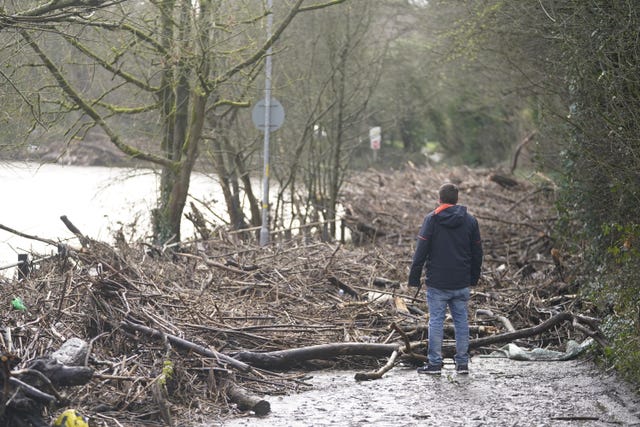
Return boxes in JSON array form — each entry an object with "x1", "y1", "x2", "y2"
[{"x1": 421, "y1": 0, "x2": 640, "y2": 386}]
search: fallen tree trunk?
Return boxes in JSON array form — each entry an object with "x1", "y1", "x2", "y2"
[
  {"x1": 234, "y1": 342, "x2": 402, "y2": 370},
  {"x1": 234, "y1": 312, "x2": 584, "y2": 372},
  {"x1": 355, "y1": 312, "x2": 594, "y2": 381}
]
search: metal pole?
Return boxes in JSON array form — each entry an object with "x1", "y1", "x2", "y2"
[{"x1": 259, "y1": 0, "x2": 273, "y2": 247}]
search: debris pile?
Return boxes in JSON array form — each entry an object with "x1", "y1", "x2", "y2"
[{"x1": 0, "y1": 165, "x2": 601, "y2": 426}]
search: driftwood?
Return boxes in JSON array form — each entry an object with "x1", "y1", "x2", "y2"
[
  {"x1": 120, "y1": 319, "x2": 278, "y2": 414},
  {"x1": 489, "y1": 173, "x2": 520, "y2": 188},
  {"x1": 60, "y1": 215, "x2": 91, "y2": 248},
  {"x1": 467, "y1": 311, "x2": 573, "y2": 349},
  {"x1": 234, "y1": 343, "x2": 400, "y2": 370},
  {"x1": 0, "y1": 223, "x2": 62, "y2": 248},
  {"x1": 26, "y1": 358, "x2": 93, "y2": 387},
  {"x1": 354, "y1": 311, "x2": 594, "y2": 381},
  {"x1": 121, "y1": 319, "x2": 251, "y2": 373},
  {"x1": 233, "y1": 312, "x2": 602, "y2": 381},
  {"x1": 0, "y1": 341, "x2": 94, "y2": 426},
  {"x1": 354, "y1": 348, "x2": 403, "y2": 381},
  {"x1": 224, "y1": 381, "x2": 271, "y2": 416},
  {"x1": 476, "y1": 309, "x2": 516, "y2": 332},
  {"x1": 0, "y1": 166, "x2": 601, "y2": 425}
]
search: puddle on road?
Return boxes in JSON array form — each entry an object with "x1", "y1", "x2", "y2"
[{"x1": 221, "y1": 357, "x2": 640, "y2": 427}]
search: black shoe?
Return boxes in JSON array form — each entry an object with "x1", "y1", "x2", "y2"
[
  {"x1": 417, "y1": 363, "x2": 442, "y2": 375},
  {"x1": 456, "y1": 364, "x2": 469, "y2": 375}
]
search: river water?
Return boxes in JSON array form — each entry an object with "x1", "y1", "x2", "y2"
[{"x1": 0, "y1": 161, "x2": 224, "y2": 275}]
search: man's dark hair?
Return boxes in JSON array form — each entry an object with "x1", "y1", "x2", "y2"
[{"x1": 439, "y1": 183, "x2": 459, "y2": 204}]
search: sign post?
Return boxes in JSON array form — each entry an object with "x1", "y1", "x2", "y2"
[
  {"x1": 251, "y1": 96, "x2": 285, "y2": 245},
  {"x1": 252, "y1": 0, "x2": 287, "y2": 247},
  {"x1": 252, "y1": 98, "x2": 285, "y2": 132},
  {"x1": 260, "y1": 0, "x2": 274, "y2": 248}
]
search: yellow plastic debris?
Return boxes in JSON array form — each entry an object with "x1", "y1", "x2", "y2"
[{"x1": 53, "y1": 409, "x2": 89, "y2": 427}]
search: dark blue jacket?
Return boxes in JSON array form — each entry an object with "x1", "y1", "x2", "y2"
[{"x1": 408, "y1": 204, "x2": 483, "y2": 290}]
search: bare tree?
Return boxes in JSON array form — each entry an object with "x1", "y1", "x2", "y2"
[
  {"x1": 3, "y1": 0, "x2": 346, "y2": 245},
  {"x1": 260, "y1": 0, "x2": 388, "y2": 237},
  {"x1": 0, "y1": 1, "x2": 126, "y2": 150}
]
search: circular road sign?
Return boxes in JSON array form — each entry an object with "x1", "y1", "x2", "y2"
[{"x1": 252, "y1": 97, "x2": 285, "y2": 132}]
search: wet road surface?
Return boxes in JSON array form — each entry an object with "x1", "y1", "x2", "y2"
[{"x1": 222, "y1": 356, "x2": 640, "y2": 427}]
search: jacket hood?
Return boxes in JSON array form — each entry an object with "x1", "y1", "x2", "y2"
[{"x1": 433, "y1": 204, "x2": 467, "y2": 228}]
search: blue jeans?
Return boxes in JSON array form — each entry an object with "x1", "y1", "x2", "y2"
[{"x1": 427, "y1": 286, "x2": 470, "y2": 366}]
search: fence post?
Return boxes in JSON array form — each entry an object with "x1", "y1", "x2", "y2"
[
  {"x1": 340, "y1": 219, "x2": 345, "y2": 244},
  {"x1": 322, "y1": 222, "x2": 329, "y2": 242},
  {"x1": 17, "y1": 254, "x2": 31, "y2": 281}
]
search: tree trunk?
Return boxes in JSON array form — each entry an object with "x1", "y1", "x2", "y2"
[{"x1": 154, "y1": 2, "x2": 207, "y2": 245}]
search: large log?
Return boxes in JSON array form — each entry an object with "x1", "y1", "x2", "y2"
[
  {"x1": 233, "y1": 342, "x2": 401, "y2": 370},
  {"x1": 234, "y1": 313, "x2": 580, "y2": 371},
  {"x1": 231, "y1": 312, "x2": 599, "y2": 384},
  {"x1": 465, "y1": 311, "x2": 573, "y2": 349},
  {"x1": 355, "y1": 312, "x2": 591, "y2": 381}
]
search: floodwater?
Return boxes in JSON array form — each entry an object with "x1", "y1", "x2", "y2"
[
  {"x1": 0, "y1": 161, "x2": 340, "y2": 275},
  {"x1": 222, "y1": 357, "x2": 640, "y2": 427},
  {"x1": 0, "y1": 161, "x2": 224, "y2": 273}
]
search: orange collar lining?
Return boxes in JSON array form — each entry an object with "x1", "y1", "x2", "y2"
[{"x1": 434, "y1": 203, "x2": 454, "y2": 214}]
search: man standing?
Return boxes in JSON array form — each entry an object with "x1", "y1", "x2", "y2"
[{"x1": 408, "y1": 183, "x2": 483, "y2": 375}]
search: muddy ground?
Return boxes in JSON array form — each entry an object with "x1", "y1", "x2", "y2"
[{"x1": 223, "y1": 356, "x2": 640, "y2": 427}]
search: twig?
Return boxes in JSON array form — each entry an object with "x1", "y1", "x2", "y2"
[
  {"x1": 0, "y1": 223, "x2": 60, "y2": 247},
  {"x1": 8, "y1": 377, "x2": 57, "y2": 404}
]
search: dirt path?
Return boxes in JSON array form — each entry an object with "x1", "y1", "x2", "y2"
[{"x1": 222, "y1": 356, "x2": 640, "y2": 427}]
